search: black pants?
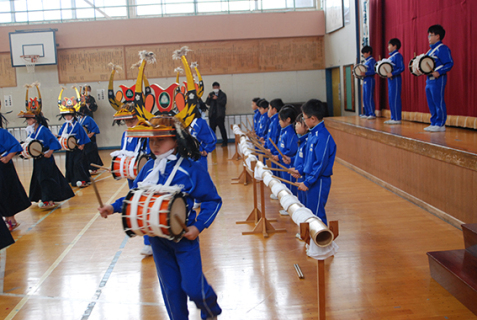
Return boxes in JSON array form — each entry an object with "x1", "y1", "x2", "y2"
[{"x1": 209, "y1": 116, "x2": 228, "y2": 145}]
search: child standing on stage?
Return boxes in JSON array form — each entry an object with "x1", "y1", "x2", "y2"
[
  {"x1": 424, "y1": 25, "x2": 453, "y2": 132},
  {"x1": 291, "y1": 99, "x2": 336, "y2": 225},
  {"x1": 384, "y1": 38, "x2": 404, "y2": 124},
  {"x1": 361, "y1": 46, "x2": 377, "y2": 119},
  {"x1": 79, "y1": 106, "x2": 103, "y2": 174},
  {"x1": 18, "y1": 84, "x2": 74, "y2": 209},
  {"x1": 57, "y1": 87, "x2": 91, "y2": 188},
  {"x1": 271, "y1": 105, "x2": 298, "y2": 214},
  {"x1": 251, "y1": 97, "x2": 261, "y2": 133},
  {"x1": 256, "y1": 99, "x2": 270, "y2": 139},
  {"x1": 0, "y1": 107, "x2": 30, "y2": 232}
]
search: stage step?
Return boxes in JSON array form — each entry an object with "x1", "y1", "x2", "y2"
[
  {"x1": 427, "y1": 223, "x2": 477, "y2": 316},
  {"x1": 463, "y1": 223, "x2": 477, "y2": 256}
]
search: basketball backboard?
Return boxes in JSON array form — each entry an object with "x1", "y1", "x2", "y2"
[{"x1": 9, "y1": 29, "x2": 57, "y2": 67}]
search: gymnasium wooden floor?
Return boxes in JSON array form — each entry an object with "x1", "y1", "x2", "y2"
[{"x1": 1, "y1": 146, "x2": 475, "y2": 320}]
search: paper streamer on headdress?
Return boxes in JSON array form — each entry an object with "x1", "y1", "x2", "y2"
[
  {"x1": 108, "y1": 63, "x2": 123, "y2": 111},
  {"x1": 173, "y1": 47, "x2": 200, "y2": 128},
  {"x1": 132, "y1": 51, "x2": 156, "y2": 123},
  {"x1": 190, "y1": 62, "x2": 204, "y2": 98}
]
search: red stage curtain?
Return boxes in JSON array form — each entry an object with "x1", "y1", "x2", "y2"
[{"x1": 369, "y1": 0, "x2": 477, "y2": 117}]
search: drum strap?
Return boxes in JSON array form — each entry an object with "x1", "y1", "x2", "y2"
[
  {"x1": 427, "y1": 43, "x2": 443, "y2": 57},
  {"x1": 164, "y1": 157, "x2": 184, "y2": 187},
  {"x1": 26, "y1": 125, "x2": 43, "y2": 143},
  {"x1": 62, "y1": 121, "x2": 77, "y2": 138},
  {"x1": 141, "y1": 150, "x2": 179, "y2": 187}
]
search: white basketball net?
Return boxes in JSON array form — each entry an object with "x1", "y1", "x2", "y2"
[{"x1": 21, "y1": 56, "x2": 38, "y2": 74}]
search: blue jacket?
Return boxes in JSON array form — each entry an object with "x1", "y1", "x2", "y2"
[
  {"x1": 388, "y1": 50, "x2": 404, "y2": 77},
  {"x1": 79, "y1": 115, "x2": 100, "y2": 134},
  {"x1": 28, "y1": 125, "x2": 62, "y2": 151},
  {"x1": 256, "y1": 112, "x2": 270, "y2": 138},
  {"x1": 253, "y1": 109, "x2": 261, "y2": 133},
  {"x1": 364, "y1": 56, "x2": 376, "y2": 77},
  {"x1": 0, "y1": 128, "x2": 22, "y2": 157},
  {"x1": 264, "y1": 113, "x2": 280, "y2": 154},
  {"x1": 120, "y1": 131, "x2": 150, "y2": 154},
  {"x1": 291, "y1": 133, "x2": 309, "y2": 173},
  {"x1": 112, "y1": 156, "x2": 222, "y2": 233},
  {"x1": 426, "y1": 41, "x2": 453, "y2": 78},
  {"x1": 277, "y1": 124, "x2": 298, "y2": 163},
  {"x1": 190, "y1": 117, "x2": 217, "y2": 153},
  {"x1": 58, "y1": 120, "x2": 91, "y2": 145},
  {"x1": 300, "y1": 122, "x2": 336, "y2": 189}
]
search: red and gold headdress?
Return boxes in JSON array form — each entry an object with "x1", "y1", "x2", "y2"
[
  {"x1": 18, "y1": 82, "x2": 42, "y2": 118},
  {"x1": 58, "y1": 86, "x2": 81, "y2": 115},
  {"x1": 126, "y1": 47, "x2": 200, "y2": 138}
]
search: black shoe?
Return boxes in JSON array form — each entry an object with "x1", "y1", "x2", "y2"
[{"x1": 221, "y1": 144, "x2": 227, "y2": 147}]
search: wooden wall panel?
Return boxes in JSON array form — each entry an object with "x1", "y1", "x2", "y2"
[
  {"x1": 57, "y1": 47, "x2": 126, "y2": 84},
  {"x1": 0, "y1": 53, "x2": 17, "y2": 88},
  {"x1": 56, "y1": 37, "x2": 324, "y2": 83}
]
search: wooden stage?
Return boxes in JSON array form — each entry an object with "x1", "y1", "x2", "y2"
[
  {"x1": 325, "y1": 116, "x2": 477, "y2": 228},
  {"x1": 1, "y1": 144, "x2": 476, "y2": 319}
]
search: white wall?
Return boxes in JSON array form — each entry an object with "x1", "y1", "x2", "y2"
[{"x1": 324, "y1": 0, "x2": 360, "y2": 116}]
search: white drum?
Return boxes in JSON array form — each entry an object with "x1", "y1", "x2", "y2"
[
  {"x1": 375, "y1": 60, "x2": 394, "y2": 78},
  {"x1": 409, "y1": 54, "x2": 435, "y2": 76},
  {"x1": 353, "y1": 64, "x2": 368, "y2": 79}
]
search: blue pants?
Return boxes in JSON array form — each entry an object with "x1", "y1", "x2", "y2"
[
  {"x1": 426, "y1": 75, "x2": 447, "y2": 126},
  {"x1": 362, "y1": 78, "x2": 376, "y2": 116},
  {"x1": 198, "y1": 155, "x2": 208, "y2": 171},
  {"x1": 305, "y1": 177, "x2": 331, "y2": 226},
  {"x1": 387, "y1": 76, "x2": 402, "y2": 121},
  {"x1": 150, "y1": 236, "x2": 221, "y2": 320}
]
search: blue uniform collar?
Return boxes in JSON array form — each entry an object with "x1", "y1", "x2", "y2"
[
  {"x1": 270, "y1": 113, "x2": 278, "y2": 120},
  {"x1": 430, "y1": 40, "x2": 442, "y2": 49},
  {"x1": 309, "y1": 120, "x2": 324, "y2": 134},
  {"x1": 298, "y1": 132, "x2": 309, "y2": 143},
  {"x1": 365, "y1": 56, "x2": 374, "y2": 62},
  {"x1": 389, "y1": 50, "x2": 398, "y2": 56}
]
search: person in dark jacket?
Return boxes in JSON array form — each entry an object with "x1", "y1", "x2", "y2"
[{"x1": 205, "y1": 82, "x2": 228, "y2": 147}]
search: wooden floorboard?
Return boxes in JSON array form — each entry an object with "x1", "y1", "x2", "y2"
[{"x1": 1, "y1": 147, "x2": 476, "y2": 319}]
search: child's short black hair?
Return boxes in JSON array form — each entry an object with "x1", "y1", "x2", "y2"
[
  {"x1": 258, "y1": 99, "x2": 269, "y2": 109},
  {"x1": 361, "y1": 45, "x2": 373, "y2": 54},
  {"x1": 269, "y1": 98, "x2": 284, "y2": 112},
  {"x1": 301, "y1": 99, "x2": 328, "y2": 121},
  {"x1": 388, "y1": 38, "x2": 401, "y2": 50},
  {"x1": 428, "y1": 24, "x2": 445, "y2": 40},
  {"x1": 279, "y1": 105, "x2": 297, "y2": 123},
  {"x1": 252, "y1": 97, "x2": 261, "y2": 103}
]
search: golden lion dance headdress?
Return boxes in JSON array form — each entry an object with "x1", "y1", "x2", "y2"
[
  {"x1": 18, "y1": 82, "x2": 42, "y2": 118},
  {"x1": 58, "y1": 86, "x2": 81, "y2": 115}
]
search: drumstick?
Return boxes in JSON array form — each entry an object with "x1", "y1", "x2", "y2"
[
  {"x1": 247, "y1": 118, "x2": 255, "y2": 133},
  {"x1": 263, "y1": 166, "x2": 299, "y2": 174},
  {"x1": 174, "y1": 214, "x2": 189, "y2": 232},
  {"x1": 31, "y1": 147, "x2": 43, "y2": 155},
  {"x1": 268, "y1": 157, "x2": 293, "y2": 172},
  {"x1": 90, "y1": 163, "x2": 111, "y2": 171},
  {"x1": 425, "y1": 61, "x2": 433, "y2": 72},
  {"x1": 90, "y1": 178, "x2": 104, "y2": 208},
  {"x1": 272, "y1": 175, "x2": 301, "y2": 187},
  {"x1": 268, "y1": 138, "x2": 286, "y2": 159},
  {"x1": 241, "y1": 121, "x2": 250, "y2": 132}
]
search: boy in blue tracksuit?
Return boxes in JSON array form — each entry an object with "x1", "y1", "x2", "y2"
[
  {"x1": 287, "y1": 113, "x2": 309, "y2": 205},
  {"x1": 384, "y1": 38, "x2": 404, "y2": 124},
  {"x1": 99, "y1": 116, "x2": 222, "y2": 320},
  {"x1": 256, "y1": 99, "x2": 270, "y2": 139},
  {"x1": 263, "y1": 98, "x2": 284, "y2": 154},
  {"x1": 251, "y1": 97, "x2": 261, "y2": 133},
  {"x1": 291, "y1": 99, "x2": 336, "y2": 226},
  {"x1": 424, "y1": 25, "x2": 454, "y2": 132},
  {"x1": 361, "y1": 46, "x2": 377, "y2": 119},
  {"x1": 190, "y1": 115, "x2": 216, "y2": 171},
  {"x1": 78, "y1": 109, "x2": 103, "y2": 173}
]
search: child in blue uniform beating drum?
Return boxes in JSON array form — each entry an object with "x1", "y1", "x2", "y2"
[{"x1": 424, "y1": 24, "x2": 453, "y2": 132}]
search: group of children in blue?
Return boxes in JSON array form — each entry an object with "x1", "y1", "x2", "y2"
[
  {"x1": 252, "y1": 97, "x2": 336, "y2": 226},
  {"x1": 359, "y1": 24, "x2": 453, "y2": 132}
]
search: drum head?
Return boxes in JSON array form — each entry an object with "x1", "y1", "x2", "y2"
[
  {"x1": 377, "y1": 62, "x2": 393, "y2": 77},
  {"x1": 419, "y1": 56, "x2": 435, "y2": 74},
  {"x1": 353, "y1": 64, "x2": 367, "y2": 78},
  {"x1": 66, "y1": 136, "x2": 77, "y2": 150},
  {"x1": 28, "y1": 140, "x2": 43, "y2": 158},
  {"x1": 408, "y1": 58, "x2": 419, "y2": 76},
  {"x1": 168, "y1": 194, "x2": 187, "y2": 238},
  {"x1": 136, "y1": 154, "x2": 149, "y2": 175},
  {"x1": 121, "y1": 188, "x2": 139, "y2": 237}
]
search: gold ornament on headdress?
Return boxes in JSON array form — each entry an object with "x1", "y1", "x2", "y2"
[
  {"x1": 190, "y1": 62, "x2": 204, "y2": 98},
  {"x1": 18, "y1": 82, "x2": 42, "y2": 118},
  {"x1": 58, "y1": 85, "x2": 81, "y2": 115}
]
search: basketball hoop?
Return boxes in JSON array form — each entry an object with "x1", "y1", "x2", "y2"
[{"x1": 21, "y1": 55, "x2": 39, "y2": 73}]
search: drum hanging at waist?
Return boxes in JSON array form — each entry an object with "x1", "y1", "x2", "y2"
[
  {"x1": 58, "y1": 136, "x2": 77, "y2": 151},
  {"x1": 21, "y1": 140, "x2": 44, "y2": 159},
  {"x1": 409, "y1": 54, "x2": 435, "y2": 76},
  {"x1": 121, "y1": 188, "x2": 188, "y2": 241},
  {"x1": 353, "y1": 64, "x2": 367, "y2": 79},
  {"x1": 110, "y1": 154, "x2": 149, "y2": 180},
  {"x1": 375, "y1": 60, "x2": 394, "y2": 78}
]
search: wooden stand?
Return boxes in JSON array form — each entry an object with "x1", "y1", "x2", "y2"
[
  {"x1": 242, "y1": 173, "x2": 284, "y2": 238},
  {"x1": 231, "y1": 160, "x2": 253, "y2": 185},
  {"x1": 236, "y1": 161, "x2": 262, "y2": 224},
  {"x1": 229, "y1": 125, "x2": 241, "y2": 161},
  {"x1": 301, "y1": 220, "x2": 340, "y2": 320}
]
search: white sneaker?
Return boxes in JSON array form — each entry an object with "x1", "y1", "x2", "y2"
[
  {"x1": 359, "y1": 114, "x2": 367, "y2": 118},
  {"x1": 367, "y1": 115, "x2": 376, "y2": 119},
  {"x1": 424, "y1": 125, "x2": 435, "y2": 131},
  {"x1": 193, "y1": 202, "x2": 201, "y2": 209},
  {"x1": 38, "y1": 200, "x2": 44, "y2": 208},
  {"x1": 270, "y1": 194, "x2": 278, "y2": 200},
  {"x1": 385, "y1": 120, "x2": 401, "y2": 125},
  {"x1": 279, "y1": 210, "x2": 289, "y2": 216},
  {"x1": 429, "y1": 125, "x2": 446, "y2": 132},
  {"x1": 140, "y1": 245, "x2": 153, "y2": 256}
]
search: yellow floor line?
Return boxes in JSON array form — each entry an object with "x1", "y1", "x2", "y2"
[{"x1": 4, "y1": 181, "x2": 127, "y2": 320}]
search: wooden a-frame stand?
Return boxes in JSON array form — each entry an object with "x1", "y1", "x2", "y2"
[
  {"x1": 236, "y1": 160, "x2": 263, "y2": 224},
  {"x1": 241, "y1": 155, "x2": 285, "y2": 238},
  {"x1": 229, "y1": 125, "x2": 241, "y2": 161},
  {"x1": 300, "y1": 220, "x2": 339, "y2": 320}
]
